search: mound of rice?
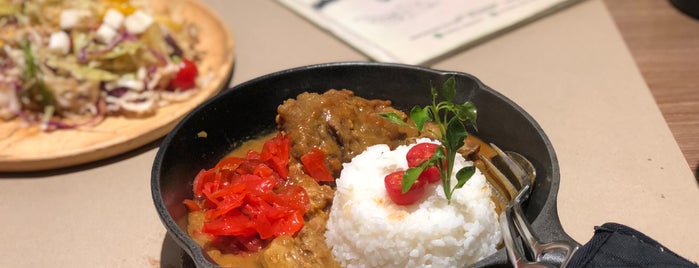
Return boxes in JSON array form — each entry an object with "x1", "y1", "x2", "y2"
[{"x1": 325, "y1": 139, "x2": 502, "y2": 268}]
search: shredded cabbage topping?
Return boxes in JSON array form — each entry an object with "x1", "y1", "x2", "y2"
[{"x1": 0, "y1": 0, "x2": 205, "y2": 131}]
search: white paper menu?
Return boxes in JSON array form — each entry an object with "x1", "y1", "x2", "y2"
[{"x1": 276, "y1": 0, "x2": 581, "y2": 65}]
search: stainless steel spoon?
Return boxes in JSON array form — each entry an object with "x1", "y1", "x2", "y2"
[{"x1": 482, "y1": 144, "x2": 579, "y2": 267}]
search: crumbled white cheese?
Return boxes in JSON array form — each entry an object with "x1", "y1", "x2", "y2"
[
  {"x1": 124, "y1": 10, "x2": 154, "y2": 34},
  {"x1": 0, "y1": 84, "x2": 21, "y2": 120},
  {"x1": 96, "y1": 24, "x2": 118, "y2": 44},
  {"x1": 60, "y1": 9, "x2": 90, "y2": 29},
  {"x1": 48, "y1": 31, "x2": 70, "y2": 54},
  {"x1": 137, "y1": 66, "x2": 147, "y2": 80},
  {"x1": 103, "y1": 8, "x2": 125, "y2": 29}
]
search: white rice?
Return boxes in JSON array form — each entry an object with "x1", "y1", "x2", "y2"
[{"x1": 325, "y1": 138, "x2": 502, "y2": 268}]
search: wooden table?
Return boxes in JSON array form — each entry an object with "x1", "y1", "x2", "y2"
[{"x1": 604, "y1": 0, "x2": 699, "y2": 177}]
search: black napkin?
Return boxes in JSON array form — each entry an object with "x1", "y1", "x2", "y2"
[{"x1": 567, "y1": 222, "x2": 698, "y2": 267}]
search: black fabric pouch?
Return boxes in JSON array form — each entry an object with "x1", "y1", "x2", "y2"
[{"x1": 567, "y1": 222, "x2": 698, "y2": 267}]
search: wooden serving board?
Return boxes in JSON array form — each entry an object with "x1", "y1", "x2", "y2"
[{"x1": 0, "y1": 0, "x2": 235, "y2": 172}]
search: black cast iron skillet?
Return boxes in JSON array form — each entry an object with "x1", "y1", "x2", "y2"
[{"x1": 151, "y1": 62, "x2": 577, "y2": 267}]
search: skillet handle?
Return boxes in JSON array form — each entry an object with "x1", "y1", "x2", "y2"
[
  {"x1": 527, "y1": 208, "x2": 581, "y2": 267},
  {"x1": 504, "y1": 185, "x2": 581, "y2": 267}
]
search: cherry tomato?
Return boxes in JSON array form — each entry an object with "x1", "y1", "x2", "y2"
[
  {"x1": 170, "y1": 58, "x2": 198, "y2": 90},
  {"x1": 384, "y1": 171, "x2": 427, "y2": 205},
  {"x1": 406, "y1": 143, "x2": 439, "y2": 167},
  {"x1": 418, "y1": 166, "x2": 441, "y2": 183},
  {"x1": 406, "y1": 143, "x2": 442, "y2": 183}
]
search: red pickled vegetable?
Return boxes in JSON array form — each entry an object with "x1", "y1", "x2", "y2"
[
  {"x1": 184, "y1": 132, "x2": 309, "y2": 253},
  {"x1": 260, "y1": 132, "x2": 290, "y2": 178},
  {"x1": 300, "y1": 148, "x2": 334, "y2": 182},
  {"x1": 182, "y1": 199, "x2": 200, "y2": 211}
]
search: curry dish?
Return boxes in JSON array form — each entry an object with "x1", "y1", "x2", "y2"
[{"x1": 186, "y1": 89, "x2": 497, "y2": 267}]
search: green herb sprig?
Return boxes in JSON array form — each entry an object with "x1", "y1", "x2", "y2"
[
  {"x1": 21, "y1": 36, "x2": 54, "y2": 109},
  {"x1": 380, "y1": 76, "x2": 477, "y2": 202}
]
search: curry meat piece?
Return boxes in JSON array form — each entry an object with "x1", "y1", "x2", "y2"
[{"x1": 276, "y1": 89, "x2": 419, "y2": 177}]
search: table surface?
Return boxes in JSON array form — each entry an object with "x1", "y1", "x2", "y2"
[
  {"x1": 605, "y1": 0, "x2": 699, "y2": 178},
  {"x1": 1, "y1": 0, "x2": 699, "y2": 267}
]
